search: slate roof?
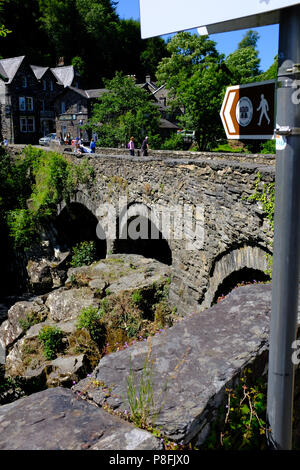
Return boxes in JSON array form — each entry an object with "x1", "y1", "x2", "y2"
[
  {"x1": 30, "y1": 65, "x2": 49, "y2": 80},
  {"x1": 85, "y1": 88, "x2": 108, "y2": 99},
  {"x1": 159, "y1": 118, "x2": 179, "y2": 129},
  {"x1": 0, "y1": 63, "x2": 8, "y2": 81},
  {"x1": 57, "y1": 86, "x2": 108, "y2": 100},
  {"x1": 50, "y1": 65, "x2": 75, "y2": 87},
  {"x1": 0, "y1": 55, "x2": 25, "y2": 83}
]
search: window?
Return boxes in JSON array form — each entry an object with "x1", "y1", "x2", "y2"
[
  {"x1": 20, "y1": 117, "x2": 35, "y2": 133},
  {"x1": 22, "y1": 76, "x2": 27, "y2": 88},
  {"x1": 43, "y1": 80, "x2": 47, "y2": 90},
  {"x1": 20, "y1": 117, "x2": 27, "y2": 132},
  {"x1": 61, "y1": 102, "x2": 66, "y2": 114},
  {"x1": 77, "y1": 103, "x2": 82, "y2": 113},
  {"x1": 19, "y1": 96, "x2": 33, "y2": 111},
  {"x1": 26, "y1": 97, "x2": 33, "y2": 111},
  {"x1": 27, "y1": 116, "x2": 35, "y2": 132},
  {"x1": 19, "y1": 97, "x2": 26, "y2": 111},
  {"x1": 50, "y1": 81, "x2": 53, "y2": 91}
]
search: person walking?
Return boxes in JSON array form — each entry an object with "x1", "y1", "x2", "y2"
[
  {"x1": 90, "y1": 138, "x2": 96, "y2": 153},
  {"x1": 141, "y1": 136, "x2": 149, "y2": 156},
  {"x1": 128, "y1": 136, "x2": 135, "y2": 156}
]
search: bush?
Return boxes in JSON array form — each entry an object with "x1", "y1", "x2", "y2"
[
  {"x1": 70, "y1": 240, "x2": 97, "y2": 267},
  {"x1": 201, "y1": 371, "x2": 268, "y2": 450},
  {"x1": 131, "y1": 290, "x2": 143, "y2": 308},
  {"x1": 212, "y1": 143, "x2": 247, "y2": 153},
  {"x1": 76, "y1": 305, "x2": 105, "y2": 344},
  {"x1": 161, "y1": 133, "x2": 184, "y2": 150},
  {"x1": 38, "y1": 326, "x2": 64, "y2": 360},
  {"x1": 260, "y1": 139, "x2": 275, "y2": 154},
  {"x1": 6, "y1": 209, "x2": 38, "y2": 249},
  {"x1": 1, "y1": 146, "x2": 95, "y2": 250}
]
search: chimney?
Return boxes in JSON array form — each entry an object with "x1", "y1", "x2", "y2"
[
  {"x1": 57, "y1": 57, "x2": 65, "y2": 67},
  {"x1": 146, "y1": 75, "x2": 151, "y2": 83}
]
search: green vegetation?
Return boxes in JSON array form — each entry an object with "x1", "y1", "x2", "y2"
[
  {"x1": 1, "y1": 0, "x2": 168, "y2": 87},
  {"x1": 76, "y1": 305, "x2": 106, "y2": 343},
  {"x1": 0, "y1": 146, "x2": 94, "y2": 250},
  {"x1": 88, "y1": 72, "x2": 161, "y2": 148},
  {"x1": 201, "y1": 370, "x2": 268, "y2": 450},
  {"x1": 248, "y1": 172, "x2": 275, "y2": 278},
  {"x1": 19, "y1": 311, "x2": 45, "y2": 333},
  {"x1": 127, "y1": 352, "x2": 158, "y2": 429},
  {"x1": 70, "y1": 240, "x2": 98, "y2": 267},
  {"x1": 38, "y1": 325, "x2": 64, "y2": 360},
  {"x1": 260, "y1": 139, "x2": 276, "y2": 154},
  {"x1": 156, "y1": 32, "x2": 232, "y2": 151},
  {"x1": 131, "y1": 290, "x2": 143, "y2": 308},
  {"x1": 160, "y1": 133, "x2": 185, "y2": 151},
  {"x1": 212, "y1": 143, "x2": 248, "y2": 153},
  {"x1": 249, "y1": 172, "x2": 275, "y2": 231}
]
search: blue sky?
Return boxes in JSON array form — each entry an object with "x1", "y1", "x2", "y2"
[{"x1": 115, "y1": 0, "x2": 279, "y2": 73}]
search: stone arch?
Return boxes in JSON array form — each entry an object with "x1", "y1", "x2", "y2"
[
  {"x1": 202, "y1": 244, "x2": 271, "y2": 308},
  {"x1": 113, "y1": 202, "x2": 173, "y2": 265},
  {"x1": 54, "y1": 201, "x2": 107, "y2": 259}
]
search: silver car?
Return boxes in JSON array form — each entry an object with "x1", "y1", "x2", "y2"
[{"x1": 39, "y1": 133, "x2": 57, "y2": 146}]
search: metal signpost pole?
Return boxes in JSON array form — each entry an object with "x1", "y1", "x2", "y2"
[{"x1": 267, "y1": 4, "x2": 300, "y2": 450}]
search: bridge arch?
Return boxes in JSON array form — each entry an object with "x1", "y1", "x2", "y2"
[
  {"x1": 113, "y1": 202, "x2": 172, "y2": 265},
  {"x1": 202, "y1": 244, "x2": 271, "y2": 308},
  {"x1": 54, "y1": 201, "x2": 107, "y2": 259}
]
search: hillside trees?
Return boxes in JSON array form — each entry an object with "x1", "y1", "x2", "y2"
[
  {"x1": 0, "y1": 0, "x2": 168, "y2": 87},
  {"x1": 88, "y1": 72, "x2": 161, "y2": 147},
  {"x1": 156, "y1": 32, "x2": 232, "y2": 150}
]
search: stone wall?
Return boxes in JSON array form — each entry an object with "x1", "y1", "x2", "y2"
[{"x1": 62, "y1": 150, "x2": 275, "y2": 315}]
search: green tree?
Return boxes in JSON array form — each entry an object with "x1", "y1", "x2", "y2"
[
  {"x1": 0, "y1": 0, "x2": 47, "y2": 62},
  {"x1": 225, "y1": 30, "x2": 261, "y2": 84},
  {"x1": 88, "y1": 72, "x2": 161, "y2": 147},
  {"x1": 0, "y1": 0, "x2": 11, "y2": 38},
  {"x1": 257, "y1": 55, "x2": 278, "y2": 81},
  {"x1": 1, "y1": 0, "x2": 168, "y2": 87},
  {"x1": 238, "y1": 30, "x2": 259, "y2": 49},
  {"x1": 112, "y1": 19, "x2": 168, "y2": 82},
  {"x1": 156, "y1": 32, "x2": 231, "y2": 150}
]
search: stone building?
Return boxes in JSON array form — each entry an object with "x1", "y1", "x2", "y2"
[
  {"x1": 139, "y1": 75, "x2": 180, "y2": 138},
  {"x1": 0, "y1": 56, "x2": 82, "y2": 144},
  {"x1": 0, "y1": 56, "x2": 179, "y2": 145},
  {"x1": 54, "y1": 87, "x2": 106, "y2": 142}
]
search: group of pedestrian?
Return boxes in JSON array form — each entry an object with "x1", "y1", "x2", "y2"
[
  {"x1": 71, "y1": 136, "x2": 96, "y2": 154},
  {"x1": 127, "y1": 136, "x2": 149, "y2": 156}
]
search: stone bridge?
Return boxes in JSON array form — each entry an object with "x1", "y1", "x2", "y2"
[{"x1": 52, "y1": 147, "x2": 275, "y2": 316}]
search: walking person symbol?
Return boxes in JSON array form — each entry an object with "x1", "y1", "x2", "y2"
[{"x1": 257, "y1": 94, "x2": 270, "y2": 126}]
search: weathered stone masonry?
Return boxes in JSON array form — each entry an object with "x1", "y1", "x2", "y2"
[
  {"x1": 59, "y1": 149, "x2": 275, "y2": 315},
  {"x1": 5, "y1": 146, "x2": 276, "y2": 315}
]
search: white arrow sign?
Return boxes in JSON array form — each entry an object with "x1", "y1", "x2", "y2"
[{"x1": 139, "y1": 0, "x2": 300, "y2": 38}]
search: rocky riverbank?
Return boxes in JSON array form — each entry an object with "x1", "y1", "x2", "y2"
[{"x1": 0, "y1": 254, "x2": 176, "y2": 403}]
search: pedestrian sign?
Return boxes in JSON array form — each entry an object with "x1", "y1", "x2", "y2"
[{"x1": 220, "y1": 80, "x2": 276, "y2": 140}]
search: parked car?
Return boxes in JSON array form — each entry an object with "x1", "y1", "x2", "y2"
[
  {"x1": 39, "y1": 133, "x2": 57, "y2": 146},
  {"x1": 176, "y1": 129, "x2": 195, "y2": 140}
]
